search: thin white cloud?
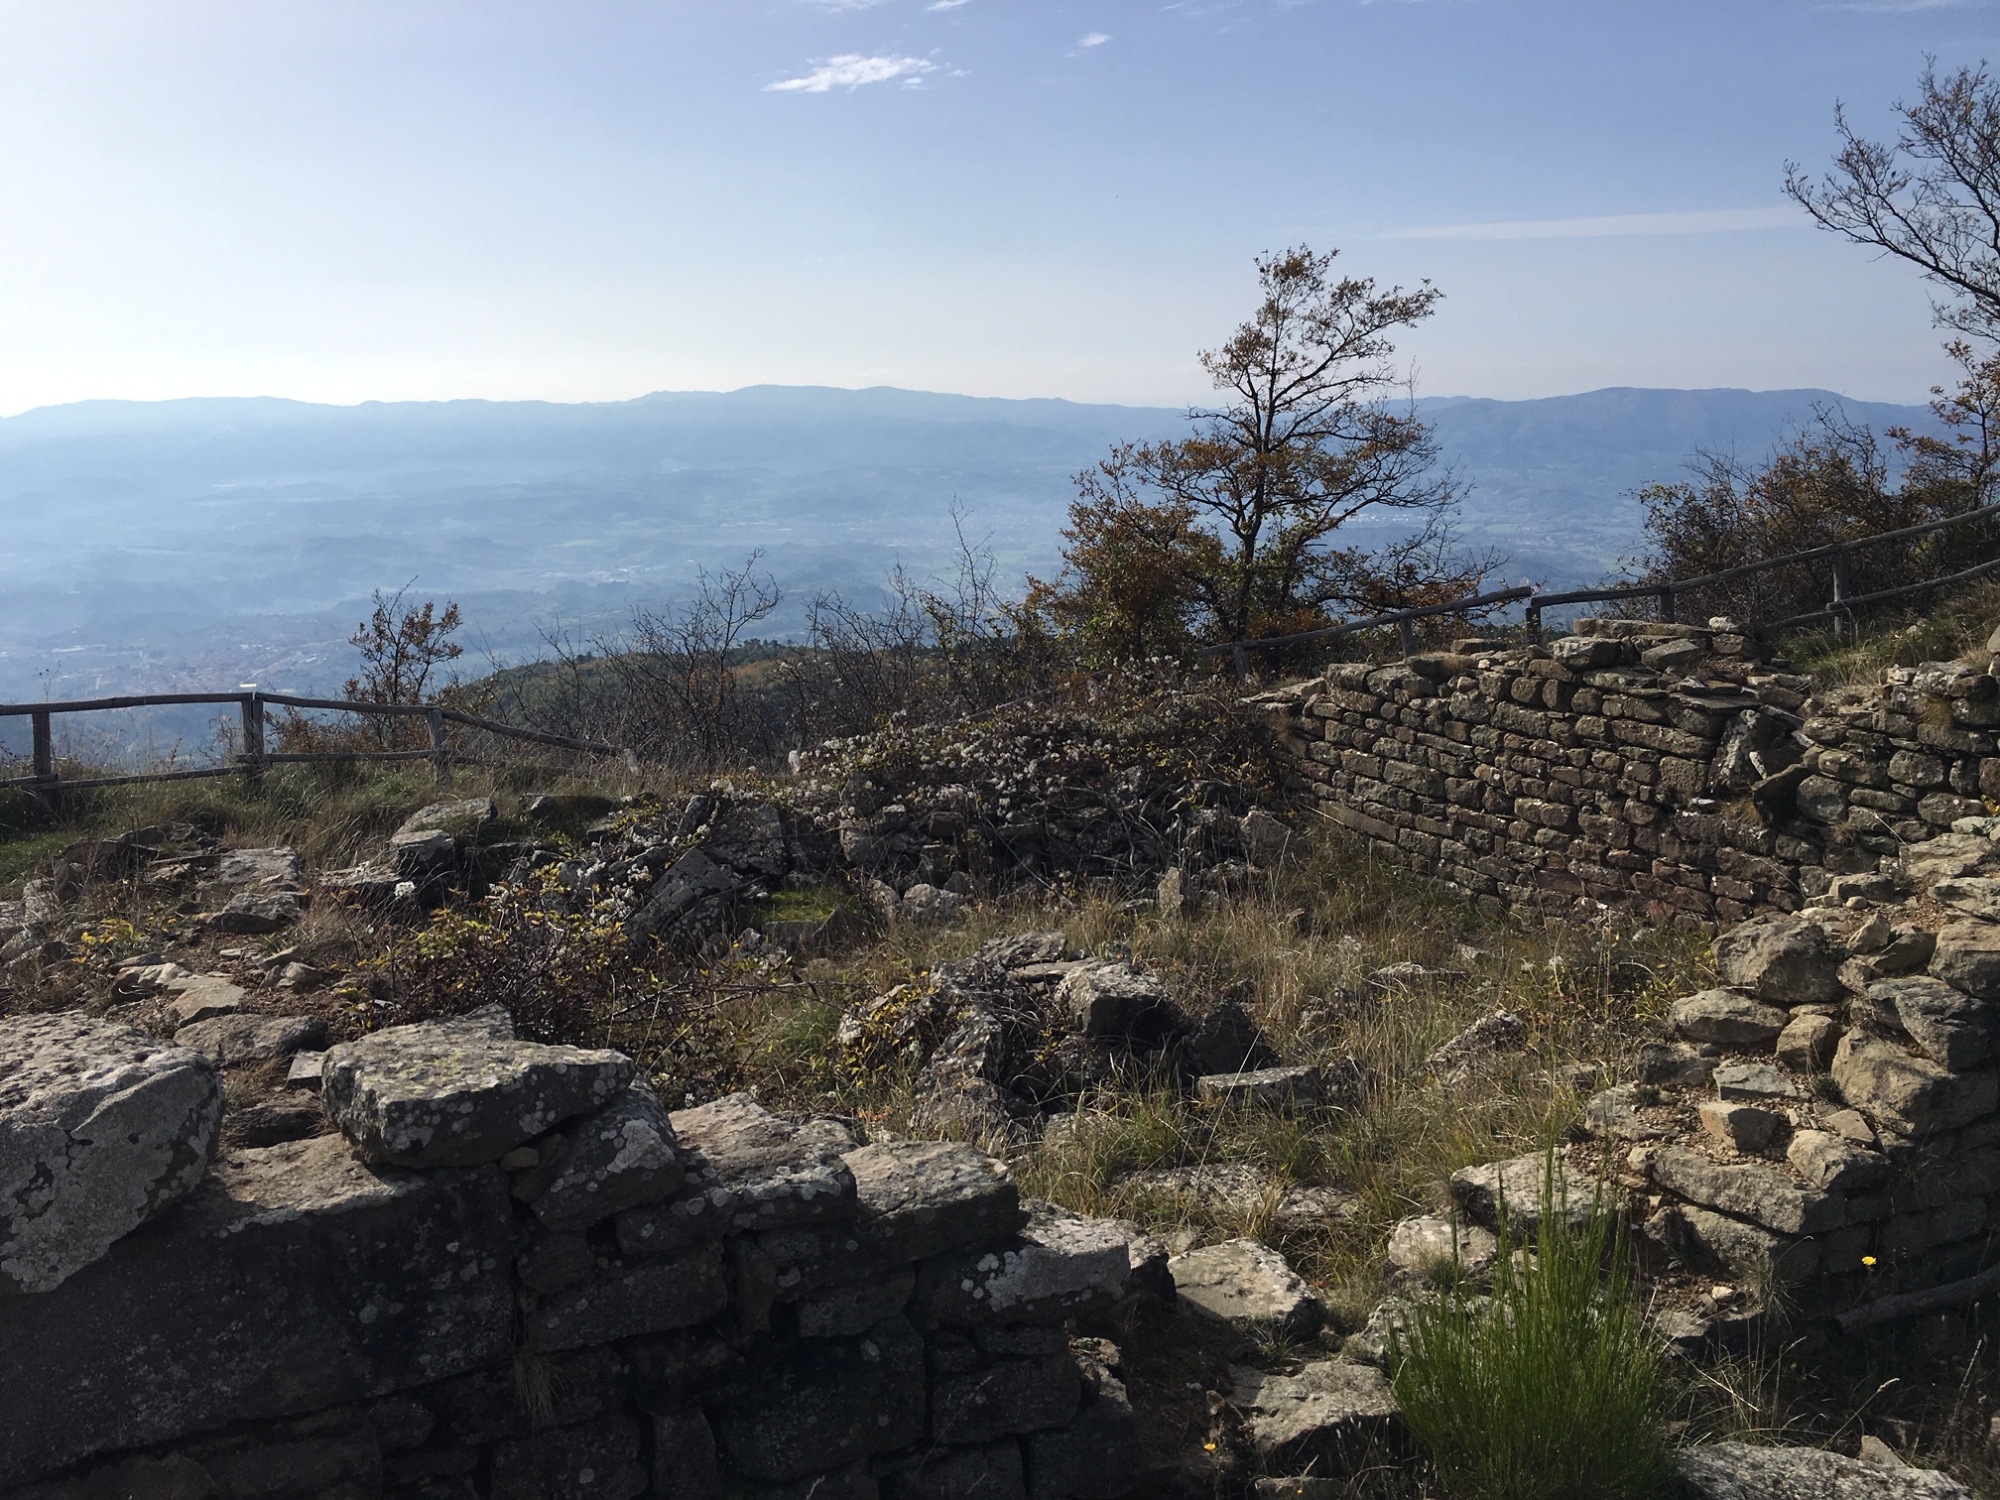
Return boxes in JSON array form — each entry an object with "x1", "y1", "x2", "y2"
[
  {"x1": 799, "y1": 0, "x2": 891, "y2": 10},
  {"x1": 1385, "y1": 206, "x2": 1804, "y2": 241},
  {"x1": 928, "y1": 0, "x2": 971, "y2": 9},
  {"x1": 1078, "y1": 31, "x2": 1113, "y2": 45},
  {"x1": 766, "y1": 54, "x2": 940, "y2": 93}
]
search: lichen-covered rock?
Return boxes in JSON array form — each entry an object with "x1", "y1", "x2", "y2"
[
  {"x1": 210, "y1": 890, "x2": 304, "y2": 935},
  {"x1": 1928, "y1": 918, "x2": 2000, "y2": 1000},
  {"x1": 1228, "y1": 1360, "x2": 1402, "y2": 1476},
  {"x1": 1644, "y1": 1145, "x2": 1844, "y2": 1236},
  {"x1": 1671, "y1": 991, "x2": 1790, "y2": 1049},
  {"x1": 1385, "y1": 1215, "x2": 1498, "y2": 1279},
  {"x1": 1776, "y1": 1013, "x2": 1840, "y2": 1073},
  {"x1": 844, "y1": 1140, "x2": 1023, "y2": 1262},
  {"x1": 396, "y1": 798, "x2": 497, "y2": 839},
  {"x1": 1182, "y1": 997, "x2": 1278, "y2": 1076},
  {"x1": 1169, "y1": 1238, "x2": 1322, "y2": 1340},
  {"x1": 667, "y1": 1094, "x2": 856, "y2": 1232},
  {"x1": 0, "y1": 1012, "x2": 222, "y2": 1294},
  {"x1": 519, "y1": 1085, "x2": 685, "y2": 1232},
  {"x1": 0, "y1": 1135, "x2": 513, "y2": 1489},
  {"x1": 1423, "y1": 1009, "x2": 1526, "y2": 1078},
  {"x1": 1678, "y1": 1441, "x2": 1972, "y2": 1498},
  {"x1": 1832, "y1": 1031, "x2": 1999, "y2": 1139},
  {"x1": 525, "y1": 1244, "x2": 730, "y2": 1350},
  {"x1": 1055, "y1": 961, "x2": 1174, "y2": 1040},
  {"x1": 1869, "y1": 976, "x2": 1996, "y2": 1070},
  {"x1": 1448, "y1": 1150, "x2": 1601, "y2": 1234},
  {"x1": 921, "y1": 1202, "x2": 1135, "y2": 1328},
  {"x1": 1712, "y1": 915, "x2": 1843, "y2": 1004},
  {"x1": 321, "y1": 1011, "x2": 634, "y2": 1168},
  {"x1": 1196, "y1": 1065, "x2": 1329, "y2": 1111}
]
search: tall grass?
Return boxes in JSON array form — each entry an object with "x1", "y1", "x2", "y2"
[{"x1": 1390, "y1": 1155, "x2": 1677, "y2": 1500}]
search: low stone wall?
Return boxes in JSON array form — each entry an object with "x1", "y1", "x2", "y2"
[
  {"x1": 1258, "y1": 619, "x2": 2000, "y2": 928},
  {"x1": 0, "y1": 1007, "x2": 1165, "y2": 1500}
]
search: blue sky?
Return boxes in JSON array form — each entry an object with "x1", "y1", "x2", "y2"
[{"x1": 0, "y1": 0, "x2": 1992, "y2": 412}]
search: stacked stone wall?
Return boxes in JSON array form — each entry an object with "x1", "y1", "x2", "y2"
[
  {"x1": 0, "y1": 1008, "x2": 1164, "y2": 1500},
  {"x1": 1260, "y1": 619, "x2": 2000, "y2": 928}
]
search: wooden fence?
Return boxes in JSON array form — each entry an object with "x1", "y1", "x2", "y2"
[
  {"x1": 1204, "y1": 500, "x2": 2000, "y2": 675},
  {"x1": 0, "y1": 690, "x2": 621, "y2": 800}
]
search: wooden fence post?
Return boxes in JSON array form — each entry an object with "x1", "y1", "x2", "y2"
[
  {"x1": 427, "y1": 707, "x2": 451, "y2": 788},
  {"x1": 239, "y1": 694, "x2": 266, "y2": 780},
  {"x1": 1830, "y1": 544, "x2": 1853, "y2": 639},
  {"x1": 1231, "y1": 645, "x2": 1250, "y2": 683},
  {"x1": 1524, "y1": 602, "x2": 1543, "y2": 643},
  {"x1": 1658, "y1": 586, "x2": 1678, "y2": 624},
  {"x1": 30, "y1": 709, "x2": 53, "y2": 803},
  {"x1": 1397, "y1": 617, "x2": 1418, "y2": 657}
]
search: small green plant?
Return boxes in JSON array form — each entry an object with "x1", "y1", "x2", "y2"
[{"x1": 1390, "y1": 1154, "x2": 1677, "y2": 1500}]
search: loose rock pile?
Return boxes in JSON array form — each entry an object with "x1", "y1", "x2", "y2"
[{"x1": 834, "y1": 933, "x2": 1361, "y2": 1147}]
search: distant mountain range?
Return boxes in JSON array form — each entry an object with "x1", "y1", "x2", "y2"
[{"x1": 0, "y1": 383, "x2": 1942, "y2": 710}]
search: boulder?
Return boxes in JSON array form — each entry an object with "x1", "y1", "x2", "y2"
[
  {"x1": 1168, "y1": 1238, "x2": 1322, "y2": 1341},
  {"x1": 1677, "y1": 1441, "x2": 1971, "y2": 1499},
  {"x1": 1832, "y1": 1031, "x2": 1999, "y2": 1138},
  {"x1": 1776, "y1": 1013, "x2": 1840, "y2": 1073},
  {"x1": 210, "y1": 890, "x2": 303, "y2": 935},
  {"x1": 162, "y1": 973, "x2": 246, "y2": 1026},
  {"x1": 1183, "y1": 997, "x2": 1278, "y2": 1077},
  {"x1": 1239, "y1": 808, "x2": 1295, "y2": 866},
  {"x1": 174, "y1": 1013, "x2": 327, "y2": 1067},
  {"x1": 321, "y1": 1011, "x2": 634, "y2": 1168},
  {"x1": 668, "y1": 1093, "x2": 856, "y2": 1232},
  {"x1": 698, "y1": 801, "x2": 789, "y2": 880},
  {"x1": 211, "y1": 847, "x2": 302, "y2": 890},
  {"x1": 900, "y1": 883, "x2": 965, "y2": 923},
  {"x1": 1870, "y1": 976, "x2": 1996, "y2": 1070},
  {"x1": 1699, "y1": 1100, "x2": 1781, "y2": 1152},
  {"x1": 0, "y1": 1012, "x2": 222, "y2": 1294},
  {"x1": 843, "y1": 1140, "x2": 1023, "y2": 1262},
  {"x1": 1929, "y1": 918, "x2": 2000, "y2": 1000},
  {"x1": 1786, "y1": 1130, "x2": 1891, "y2": 1194},
  {"x1": 1228, "y1": 1360, "x2": 1402, "y2": 1476},
  {"x1": 1712, "y1": 915, "x2": 1843, "y2": 1004},
  {"x1": 0, "y1": 1136, "x2": 513, "y2": 1489},
  {"x1": 1930, "y1": 877, "x2": 2000, "y2": 923},
  {"x1": 518, "y1": 1085, "x2": 685, "y2": 1232},
  {"x1": 1670, "y1": 990, "x2": 1790, "y2": 1049},
  {"x1": 627, "y1": 849, "x2": 741, "y2": 948},
  {"x1": 1055, "y1": 962, "x2": 1173, "y2": 1040},
  {"x1": 1584, "y1": 1084, "x2": 1671, "y2": 1142},
  {"x1": 1636, "y1": 1041, "x2": 1718, "y2": 1088},
  {"x1": 1645, "y1": 1145, "x2": 1843, "y2": 1236},
  {"x1": 1448, "y1": 1150, "x2": 1600, "y2": 1234},
  {"x1": 395, "y1": 798, "x2": 496, "y2": 839},
  {"x1": 921, "y1": 1202, "x2": 1135, "y2": 1328}
]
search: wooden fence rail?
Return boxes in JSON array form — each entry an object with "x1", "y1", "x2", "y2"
[
  {"x1": 1202, "y1": 500, "x2": 2000, "y2": 674},
  {"x1": 0, "y1": 690, "x2": 623, "y2": 799}
]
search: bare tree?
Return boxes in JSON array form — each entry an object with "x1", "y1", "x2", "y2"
[{"x1": 606, "y1": 555, "x2": 783, "y2": 768}]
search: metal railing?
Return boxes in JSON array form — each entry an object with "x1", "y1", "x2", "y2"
[
  {"x1": 0, "y1": 690, "x2": 621, "y2": 799},
  {"x1": 1202, "y1": 501, "x2": 2000, "y2": 675}
]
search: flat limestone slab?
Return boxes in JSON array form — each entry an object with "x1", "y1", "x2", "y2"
[
  {"x1": 0, "y1": 1011, "x2": 221, "y2": 1294},
  {"x1": 1170, "y1": 1238, "x2": 1322, "y2": 1341},
  {"x1": 0, "y1": 1135, "x2": 513, "y2": 1489},
  {"x1": 322, "y1": 1011, "x2": 634, "y2": 1168}
]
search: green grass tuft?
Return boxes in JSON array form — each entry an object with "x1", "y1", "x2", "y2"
[{"x1": 1390, "y1": 1153, "x2": 1678, "y2": 1500}]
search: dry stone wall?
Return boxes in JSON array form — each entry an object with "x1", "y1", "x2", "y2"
[
  {"x1": 1259, "y1": 619, "x2": 2000, "y2": 928},
  {"x1": 0, "y1": 1005, "x2": 1168, "y2": 1500}
]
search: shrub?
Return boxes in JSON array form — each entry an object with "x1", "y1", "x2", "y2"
[{"x1": 1390, "y1": 1155, "x2": 1677, "y2": 1500}]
